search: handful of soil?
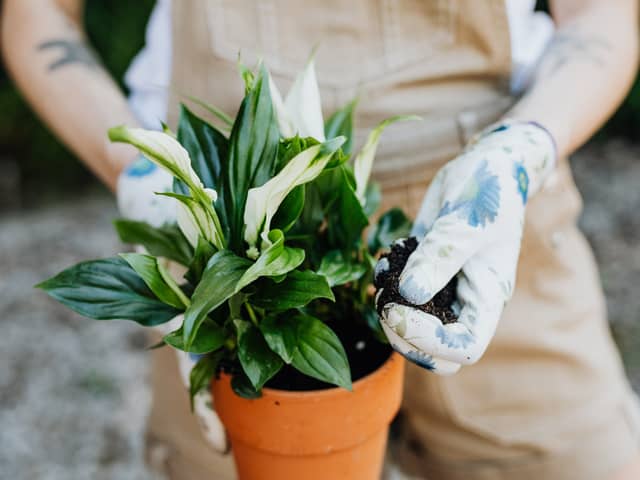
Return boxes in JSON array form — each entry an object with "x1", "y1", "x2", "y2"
[{"x1": 374, "y1": 237, "x2": 459, "y2": 325}]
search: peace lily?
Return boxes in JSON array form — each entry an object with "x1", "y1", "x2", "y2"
[{"x1": 41, "y1": 58, "x2": 418, "y2": 402}]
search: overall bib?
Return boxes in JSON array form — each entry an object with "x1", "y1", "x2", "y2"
[{"x1": 145, "y1": 1, "x2": 640, "y2": 478}]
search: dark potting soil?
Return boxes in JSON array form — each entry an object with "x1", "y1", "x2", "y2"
[
  {"x1": 374, "y1": 237, "x2": 458, "y2": 325},
  {"x1": 265, "y1": 316, "x2": 392, "y2": 392}
]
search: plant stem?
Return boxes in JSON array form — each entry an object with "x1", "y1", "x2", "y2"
[{"x1": 245, "y1": 302, "x2": 259, "y2": 326}]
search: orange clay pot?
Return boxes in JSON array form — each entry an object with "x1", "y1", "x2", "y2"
[{"x1": 212, "y1": 352, "x2": 405, "y2": 480}]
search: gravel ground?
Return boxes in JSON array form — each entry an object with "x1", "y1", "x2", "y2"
[{"x1": 1, "y1": 139, "x2": 639, "y2": 479}]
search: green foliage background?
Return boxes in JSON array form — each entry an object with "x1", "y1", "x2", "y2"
[{"x1": 0, "y1": 0, "x2": 638, "y2": 203}]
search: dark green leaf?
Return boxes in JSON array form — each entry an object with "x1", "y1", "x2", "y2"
[
  {"x1": 113, "y1": 219, "x2": 193, "y2": 266},
  {"x1": 251, "y1": 270, "x2": 334, "y2": 311},
  {"x1": 259, "y1": 315, "x2": 298, "y2": 363},
  {"x1": 367, "y1": 208, "x2": 412, "y2": 254},
  {"x1": 177, "y1": 104, "x2": 230, "y2": 235},
  {"x1": 235, "y1": 230, "x2": 304, "y2": 292},
  {"x1": 164, "y1": 319, "x2": 226, "y2": 354},
  {"x1": 272, "y1": 185, "x2": 304, "y2": 233},
  {"x1": 119, "y1": 253, "x2": 186, "y2": 309},
  {"x1": 235, "y1": 319, "x2": 283, "y2": 390},
  {"x1": 36, "y1": 257, "x2": 180, "y2": 326},
  {"x1": 225, "y1": 64, "x2": 280, "y2": 251},
  {"x1": 290, "y1": 315, "x2": 352, "y2": 390},
  {"x1": 325, "y1": 98, "x2": 358, "y2": 155},
  {"x1": 189, "y1": 352, "x2": 222, "y2": 409},
  {"x1": 183, "y1": 251, "x2": 251, "y2": 349},
  {"x1": 184, "y1": 236, "x2": 216, "y2": 285},
  {"x1": 316, "y1": 165, "x2": 368, "y2": 249},
  {"x1": 317, "y1": 250, "x2": 367, "y2": 287},
  {"x1": 231, "y1": 371, "x2": 262, "y2": 399}
]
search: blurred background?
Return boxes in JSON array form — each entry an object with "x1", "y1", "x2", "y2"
[{"x1": 1, "y1": 1, "x2": 640, "y2": 479}]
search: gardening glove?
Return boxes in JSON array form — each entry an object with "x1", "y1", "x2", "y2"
[
  {"x1": 159, "y1": 315, "x2": 229, "y2": 453},
  {"x1": 116, "y1": 153, "x2": 176, "y2": 226},
  {"x1": 119, "y1": 158, "x2": 229, "y2": 451},
  {"x1": 375, "y1": 120, "x2": 556, "y2": 375}
]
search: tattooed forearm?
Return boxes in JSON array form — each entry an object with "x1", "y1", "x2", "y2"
[
  {"x1": 542, "y1": 28, "x2": 612, "y2": 76},
  {"x1": 37, "y1": 39, "x2": 100, "y2": 71}
]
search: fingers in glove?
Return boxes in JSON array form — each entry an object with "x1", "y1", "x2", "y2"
[
  {"x1": 378, "y1": 308, "x2": 461, "y2": 376},
  {"x1": 398, "y1": 213, "x2": 486, "y2": 305}
]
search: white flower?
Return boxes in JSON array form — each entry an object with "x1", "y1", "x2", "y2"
[
  {"x1": 243, "y1": 137, "x2": 345, "y2": 254},
  {"x1": 269, "y1": 58, "x2": 325, "y2": 141}
]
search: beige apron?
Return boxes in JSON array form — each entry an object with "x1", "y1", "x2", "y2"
[{"x1": 145, "y1": 1, "x2": 640, "y2": 478}]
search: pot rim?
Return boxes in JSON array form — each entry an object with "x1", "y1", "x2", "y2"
[{"x1": 253, "y1": 350, "x2": 401, "y2": 399}]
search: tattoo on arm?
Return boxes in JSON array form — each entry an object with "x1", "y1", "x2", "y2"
[
  {"x1": 543, "y1": 28, "x2": 612, "y2": 76},
  {"x1": 37, "y1": 39, "x2": 100, "y2": 71}
]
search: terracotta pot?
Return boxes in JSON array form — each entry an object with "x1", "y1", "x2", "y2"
[{"x1": 212, "y1": 352, "x2": 405, "y2": 480}]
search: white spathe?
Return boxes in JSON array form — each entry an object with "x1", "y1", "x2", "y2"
[{"x1": 269, "y1": 58, "x2": 325, "y2": 141}]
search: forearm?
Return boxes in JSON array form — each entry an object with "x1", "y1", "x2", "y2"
[
  {"x1": 1, "y1": 0, "x2": 139, "y2": 191},
  {"x1": 507, "y1": 0, "x2": 639, "y2": 158}
]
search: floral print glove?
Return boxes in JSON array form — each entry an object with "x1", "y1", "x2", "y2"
[
  {"x1": 117, "y1": 154, "x2": 176, "y2": 227},
  {"x1": 375, "y1": 121, "x2": 556, "y2": 375}
]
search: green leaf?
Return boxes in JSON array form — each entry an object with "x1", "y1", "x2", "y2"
[
  {"x1": 164, "y1": 319, "x2": 225, "y2": 354},
  {"x1": 317, "y1": 250, "x2": 367, "y2": 287},
  {"x1": 290, "y1": 315, "x2": 352, "y2": 390},
  {"x1": 272, "y1": 185, "x2": 304, "y2": 233},
  {"x1": 236, "y1": 230, "x2": 305, "y2": 292},
  {"x1": 184, "y1": 236, "x2": 216, "y2": 285},
  {"x1": 189, "y1": 352, "x2": 222, "y2": 409},
  {"x1": 260, "y1": 315, "x2": 298, "y2": 363},
  {"x1": 325, "y1": 97, "x2": 358, "y2": 155},
  {"x1": 251, "y1": 270, "x2": 334, "y2": 311},
  {"x1": 367, "y1": 208, "x2": 412, "y2": 254},
  {"x1": 113, "y1": 219, "x2": 193, "y2": 266},
  {"x1": 317, "y1": 165, "x2": 369, "y2": 249},
  {"x1": 184, "y1": 94, "x2": 234, "y2": 128},
  {"x1": 225, "y1": 63, "x2": 280, "y2": 251},
  {"x1": 177, "y1": 105, "x2": 230, "y2": 235},
  {"x1": 119, "y1": 253, "x2": 188, "y2": 309},
  {"x1": 231, "y1": 372, "x2": 262, "y2": 399},
  {"x1": 183, "y1": 251, "x2": 251, "y2": 349},
  {"x1": 36, "y1": 257, "x2": 180, "y2": 326},
  {"x1": 276, "y1": 136, "x2": 320, "y2": 170},
  {"x1": 235, "y1": 319, "x2": 283, "y2": 390},
  {"x1": 362, "y1": 182, "x2": 381, "y2": 218}
]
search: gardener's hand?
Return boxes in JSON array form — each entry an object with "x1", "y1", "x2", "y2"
[
  {"x1": 375, "y1": 121, "x2": 556, "y2": 375},
  {"x1": 117, "y1": 154, "x2": 176, "y2": 226}
]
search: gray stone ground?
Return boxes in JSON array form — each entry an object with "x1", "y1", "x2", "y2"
[{"x1": 1, "y1": 140, "x2": 639, "y2": 479}]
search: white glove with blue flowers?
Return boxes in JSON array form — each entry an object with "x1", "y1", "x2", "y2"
[
  {"x1": 116, "y1": 154, "x2": 176, "y2": 227},
  {"x1": 375, "y1": 121, "x2": 556, "y2": 375}
]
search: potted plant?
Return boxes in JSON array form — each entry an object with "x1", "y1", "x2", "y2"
[{"x1": 37, "y1": 59, "x2": 417, "y2": 479}]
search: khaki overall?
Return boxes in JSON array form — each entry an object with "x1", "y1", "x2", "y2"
[{"x1": 145, "y1": 1, "x2": 640, "y2": 478}]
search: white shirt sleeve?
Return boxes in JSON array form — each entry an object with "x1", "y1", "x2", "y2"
[{"x1": 124, "y1": 0, "x2": 172, "y2": 130}]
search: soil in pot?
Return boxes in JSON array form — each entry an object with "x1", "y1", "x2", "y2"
[{"x1": 374, "y1": 236, "x2": 459, "y2": 324}]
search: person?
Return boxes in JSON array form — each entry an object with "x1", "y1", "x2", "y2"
[{"x1": 3, "y1": 0, "x2": 639, "y2": 478}]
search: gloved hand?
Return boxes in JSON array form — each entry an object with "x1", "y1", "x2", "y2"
[
  {"x1": 118, "y1": 156, "x2": 228, "y2": 451},
  {"x1": 375, "y1": 120, "x2": 556, "y2": 375},
  {"x1": 116, "y1": 153, "x2": 176, "y2": 226}
]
